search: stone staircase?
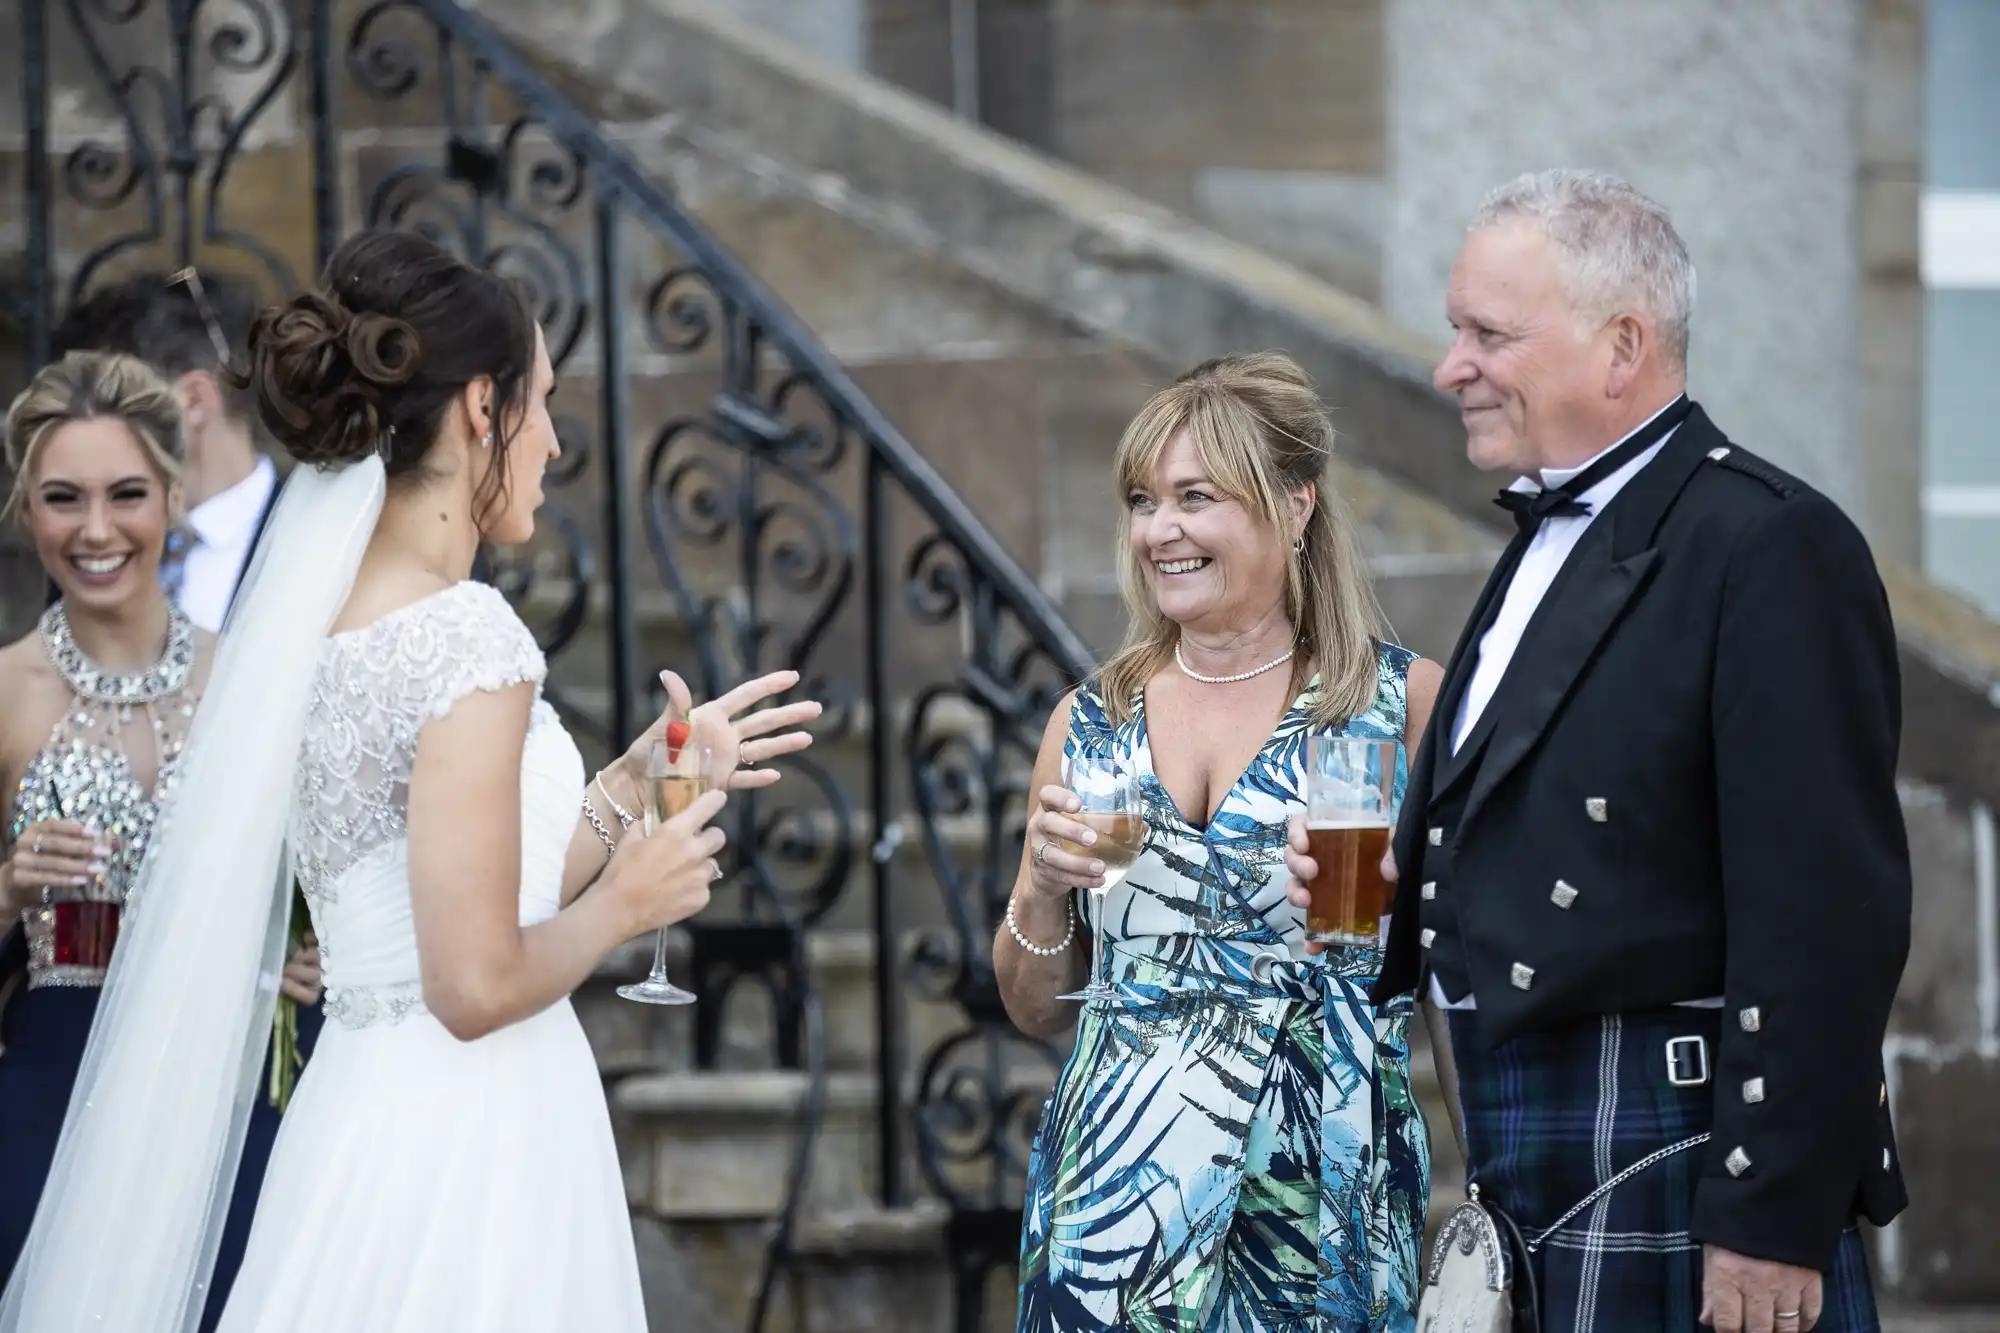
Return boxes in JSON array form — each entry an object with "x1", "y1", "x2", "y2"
[{"x1": 11, "y1": 0, "x2": 1996, "y2": 1324}]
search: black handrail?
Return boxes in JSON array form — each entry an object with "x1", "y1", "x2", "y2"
[{"x1": 377, "y1": 0, "x2": 1094, "y2": 686}]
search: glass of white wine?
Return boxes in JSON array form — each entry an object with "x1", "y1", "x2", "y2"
[
  {"x1": 617, "y1": 738, "x2": 714, "y2": 1006},
  {"x1": 1055, "y1": 750, "x2": 1146, "y2": 1005}
]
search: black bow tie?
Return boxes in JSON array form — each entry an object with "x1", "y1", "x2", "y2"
[
  {"x1": 1492, "y1": 395, "x2": 1693, "y2": 534},
  {"x1": 1494, "y1": 488, "x2": 1590, "y2": 526}
]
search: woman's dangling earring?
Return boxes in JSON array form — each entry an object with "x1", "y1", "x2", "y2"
[
  {"x1": 480, "y1": 431, "x2": 493, "y2": 449},
  {"x1": 1294, "y1": 535, "x2": 1306, "y2": 558}
]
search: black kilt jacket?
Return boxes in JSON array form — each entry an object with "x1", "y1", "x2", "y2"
[{"x1": 1373, "y1": 403, "x2": 1911, "y2": 1272}]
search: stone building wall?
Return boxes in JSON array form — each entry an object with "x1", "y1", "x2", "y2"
[
  {"x1": 1384, "y1": 0, "x2": 1924, "y2": 568},
  {"x1": 786, "y1": 0, "x2": 1927, "y2": 568}
]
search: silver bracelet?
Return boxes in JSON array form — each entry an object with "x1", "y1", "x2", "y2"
[
  {"x1": 1005, "y1": 894, "x2": 1074, "y2": 957},
  {"x1": 594, "y1": 772, "x2": 637, "y2": 829},
  {"x1": 581, "y1": 793, "x2": 620, "y2": 858}
]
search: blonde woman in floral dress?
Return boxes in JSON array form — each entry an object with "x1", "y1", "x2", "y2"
[{"x1": 997, "y1": 354, "x2": 1450, "y2": 1332}]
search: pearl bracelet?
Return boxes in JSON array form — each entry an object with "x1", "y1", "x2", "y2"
[
  {"x1": 1005, "y1": 894, "x2": 1074, "y2": 957},
  {"x1": 594, "y1": 772, "x2": 638, "y2": 829}
]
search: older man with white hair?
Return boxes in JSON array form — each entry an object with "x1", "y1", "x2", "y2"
[{"x1": 1294, "y1": 170, "x2": 1910, "y2": 1332}]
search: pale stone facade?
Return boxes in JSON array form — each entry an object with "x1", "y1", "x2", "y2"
[
  {"x1": 1384, "y1": 0, "x2": 1923, "y2": 568},
  {"x1": 761, "y1": 0, "x2": 1928, "y2": 567}
]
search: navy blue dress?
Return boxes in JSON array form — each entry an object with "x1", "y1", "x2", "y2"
[{"x1": 0, "y1": 942, "x2": 322, "y2": 1332}]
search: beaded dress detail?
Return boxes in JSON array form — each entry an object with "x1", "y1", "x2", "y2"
[
  {"x1": 7, "y1": 601, "x2": 200, "y2": 988},
  {"x1": 287, "y1": 581, "x2": 550, "y2": 1027},
  {"x1": 213, "y1": 580, "x2": 647, "y2": 1332}
]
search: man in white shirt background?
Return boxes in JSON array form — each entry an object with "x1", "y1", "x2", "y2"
[{"x1": 49, "y1": 271, "x2": 279, "y2": 630}]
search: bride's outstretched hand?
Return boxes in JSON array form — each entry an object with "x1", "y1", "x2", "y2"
[{"x1": 621, "y1": 668, "x2": 821, "y2": 792}]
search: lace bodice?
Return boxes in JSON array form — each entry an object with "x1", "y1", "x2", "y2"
[
  {"x1": 291, "y1": 582, "x2": 583, "y2": 1027},
  {"x1": 292, "y1": 582, "x2": 546, "y2": 903}
]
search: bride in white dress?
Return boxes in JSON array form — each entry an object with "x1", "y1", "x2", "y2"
[{"x1": 0, "y1": 231, "x2": 819, "y2": 1333}]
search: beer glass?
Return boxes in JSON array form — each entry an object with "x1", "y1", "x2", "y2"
[
  {"x1": 1303, "y1": 736, "x2": 1399, "y2": 947},
  {"x1": 1054, "y1": 750, "x2": 1145, "y2": 1004},
  {"x1": 618, "y1": 739, "x2": 713, "y2": 1005}
]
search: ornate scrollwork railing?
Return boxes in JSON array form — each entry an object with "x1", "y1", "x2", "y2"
[{"x1": 16, "y1": 1, "x2": 1096, "y2": 1326}]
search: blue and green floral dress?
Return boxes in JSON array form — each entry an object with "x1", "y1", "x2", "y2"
[{"x1": 1018, "y1": 643, "x2": 1428, "y2": 1333}]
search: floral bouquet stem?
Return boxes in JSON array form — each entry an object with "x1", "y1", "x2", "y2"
[{"x1": 267, "y1": 888, "x2": 311, "y2": 1111}]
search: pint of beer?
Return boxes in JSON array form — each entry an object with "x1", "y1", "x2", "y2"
[{"x1": 1303, "y1": 736, "x2": 1399, "y2": 946}]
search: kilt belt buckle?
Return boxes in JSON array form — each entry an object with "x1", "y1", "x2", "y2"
[{"x1": 1666, "y1": 1034, "x2": 1710, "y2": 1087}]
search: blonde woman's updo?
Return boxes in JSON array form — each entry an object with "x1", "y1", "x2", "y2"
[
  {"x1": 4, "y1": 351, "x2": 187, "y2": 522},
  {"x1": 1100, "y1": 351, "x2": 1388, "y2": 730}
]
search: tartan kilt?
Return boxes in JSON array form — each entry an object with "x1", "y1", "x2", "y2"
[{"x1": 1445, "y1": 1007, "x2": 1881, "y2": 1333}]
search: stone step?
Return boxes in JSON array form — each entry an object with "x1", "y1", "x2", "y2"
[
  {"x1": 788, "y1": 1198, "x2": 950, "y2": 1261},
  {"x1": 575, "y1": 930, "x2": 973, "y2": 1077},
  {"x1": 616, "y1": 1078, "x2": 1007, "y2": 1333},
  {"x1": 1879, "y1": 1309, "x2": 2000, "y2": 1333},
  {"x1": 612, "y1": 1068, "x2": 883, "y2": 1220},
  {"x1": 780, "y1": 1199, "x2": 1011, "y2": 1333},
  {"x1": 611, "y1": 1056, "x2": 1058, "y2": 1221},
  {"x1": 629, "y1": 1200, "x2": 1011, "y2": 1333}
]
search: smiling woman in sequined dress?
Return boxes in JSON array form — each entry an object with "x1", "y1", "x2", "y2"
[{"x1": 0, "y1": 351, "x2": 321, "y2": 1327}]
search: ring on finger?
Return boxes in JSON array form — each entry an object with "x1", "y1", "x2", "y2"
[
  {"x1": 30, "y1": 840, "x2": 42, "y2": 856},
  {"x1": 708, "y1": 859, "x2": 723, "y2": 881},
  {"x1": 1034, "y1": 839, "x2": 1051, "y2": 865}
]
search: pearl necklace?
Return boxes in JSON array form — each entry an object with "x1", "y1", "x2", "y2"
[{"x1": 1174, "y1": 641, "x2": 1296, "y2": 685}]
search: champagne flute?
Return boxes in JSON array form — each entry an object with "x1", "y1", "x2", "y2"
[
  {"x1": 617, "y1": 739, "x2": 714, "y2": 1006},
  {"x1": 1055, "y1": 750, "x2": 1145, "y2": 1004}
]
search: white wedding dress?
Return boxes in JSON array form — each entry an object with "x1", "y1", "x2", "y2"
[{"x1": 215, "y1": 582, "x2": 646, "y2": 1332}]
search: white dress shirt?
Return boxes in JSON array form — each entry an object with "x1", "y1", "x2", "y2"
[
  {"x1": 1450, "y1": 403, "x2": 1681, "y2": 754},
  {"x1": 177, "y1": 455, "x2": 276, "y2": 632},
  {"x1": 1431, "y1": 403, "x2": 1684, "y2": 1010}
]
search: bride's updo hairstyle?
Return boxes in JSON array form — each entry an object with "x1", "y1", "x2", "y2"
[{"x1": 237, "y1": 229, "x2": 536, "y2": 514}]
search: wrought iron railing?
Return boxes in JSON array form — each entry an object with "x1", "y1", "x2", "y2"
[{"x1": 10, "y1": 0, "x2": 1094, "y2": 1327}]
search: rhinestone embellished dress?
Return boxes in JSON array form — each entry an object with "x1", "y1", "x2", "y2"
[
  {"x1": 0, "y1": 602, "x2": 314, "y2": 1333},
  {"x1": 7, "y1": 601, "x2": 199, "y2": 989}
]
